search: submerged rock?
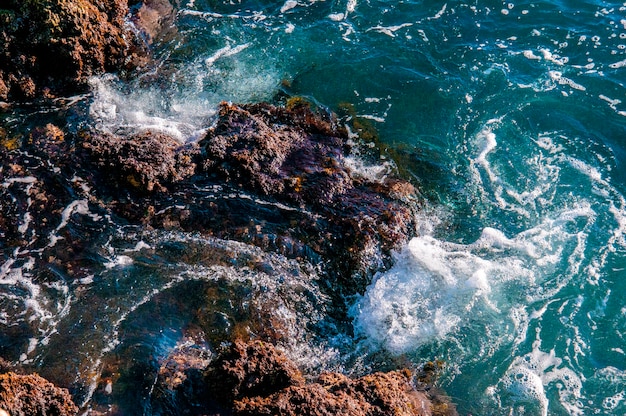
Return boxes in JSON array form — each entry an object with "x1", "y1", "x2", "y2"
[{"x1": 0, "y1": 372, "x2": 78, "y2": 416}]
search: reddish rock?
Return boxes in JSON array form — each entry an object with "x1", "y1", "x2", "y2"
[
  {"x1": 0, "y1": 0, "x2": 139, "y2": 100},
  {"x1": 199, "y1": 102, "x2": 419, "y2": 293},
  {"x1": 205, "y1": 340, "x2": 304, "y2": 403},
  {"x1": 203, "y1": 340, "x2": 457, "y2": 416},
  {"x1": 200, "y1": 102, "x2": 352, "y2": 207},
  {"x1": 81, "y1": 130, "x2": 198, "y2": 193},
  {"x1": 234, "y1": 371, "x2": 433, "y2": 416},
  {"x1": 0, "y1": 372, "x2": 78, "y2": 416},
  {"x1": 130, "y1": 0, "x2": 177, "y2": 44}
]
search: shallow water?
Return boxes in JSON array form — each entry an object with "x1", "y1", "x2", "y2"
[{"x1": 3, "y1": 0, "x2": 626, "y2": 414}]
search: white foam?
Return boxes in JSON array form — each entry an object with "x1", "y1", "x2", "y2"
[
  {"x1": 280, "y1": 0, "x2": 298, "y2": 13},
  {"x1": 549, "y1": 71, "x2": 586, "y2": 91},
  {"x1": 523, "y1": 50, "x2": 542, "y2": 60},
  {"x1": 89, "y1": 37, "x2": 280, "y2": 142},
  {"x1": 609, "y1": 58, "x2": 626, "y2": 68},
  {"x1": 344, "y1": 156, "x2": 392, "y2": 183},
  {"x1": 1, "y1": 176, "x2": 37, "y2": 187},
  {"x1": 603, "y1": 391, "x2": 625, "y2": 410},
  {"x1": 366, "y1": 23, "x2": 413, "y2": 38},
  {"x1": 89, "y1": 75, "x2": 214, "y2": 143},
  {"x1": 205, "y1": 43, "x2": 250, "y2": 67},
  {"x1": 431, "y1": 4, "x2": 447, "y2": 20},
  {"x1": 498, "y1": 344, "x2": 584, "y2": 416},
  {"x1": 352, "y1": 201, "x2": 594, "y2": 356},
  {"x1": 0, "y1": 257, "x2": 71, "y2": 361},
  {"x1": 48, "y1": 199, "x2": 99, "y2": 247},
  {"x1": 103, "y1": 255, "x2": 134, "y2": 269}
]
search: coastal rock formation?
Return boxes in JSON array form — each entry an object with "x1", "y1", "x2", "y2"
[
  {"x1": 196, "y1": 102, "x2": 419, "y2": 292},
  {"x1": 0, "y1": 0, "x2": 152, "y2": 101},
  {"x1": 45, "y1": 101, "x2": 417, "y2": 295},
  {"x1": 82, "y1": 130, "x2": 197, "y2": 194},
  {"x1": 130, "y1": 0, "x2": 177, "y2": 44},
  {"x1": 199, "y1": 340, "x2": 456, "y2": 416},
  {"x1": 205, "y1": 339, "x2": 304, "y2": 402},
  {"x1": 0, "y1": 372, "x2": 78, "y2": 416},
  {"x1": 0, "y1": 102, "x2": 426, "y2": 413}
]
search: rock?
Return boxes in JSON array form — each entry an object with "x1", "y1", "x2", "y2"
[
  {"x1": 198, "y1": 102, "x2": 419, "y2": 293},
  {"x1": 200, "y1": 102, "x2": 350, "y2": 206},
  {"x1": 0, "y1": 0, "x2": 139, "y2": 100},
  {"x1": 234, "y1": 371, "x2": 431, "y2": 416},
  {"x1": 205, "y1": 340, "x2": 304, "y2": 403},
  {"x1": 130, "y1": 0, "x2": 177, "y2": 44},
  {"x1": 81, "y1": 130, "x2": 198, "y2": 194},
  {"x1": 202, "y1": 340, "x2": 457, "y2": 416},
  {"x1": 0, "y1": 372, "x2": 78, "y2": 416}
]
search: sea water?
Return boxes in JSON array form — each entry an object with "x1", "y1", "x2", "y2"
[{"x1": 5, "y1": 0, "x2": 626, "y2": 414}]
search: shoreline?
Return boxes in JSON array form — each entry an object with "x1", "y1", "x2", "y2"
[{"x1": 0, "y1": 1, "x2": 458, "y2": 415}]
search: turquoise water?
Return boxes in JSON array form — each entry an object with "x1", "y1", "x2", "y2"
[{"x1": 5, "y1": 0, "x2": 626, "y2": 414}]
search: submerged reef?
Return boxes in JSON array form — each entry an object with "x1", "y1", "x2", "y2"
[{"x1": 0, "y1": 0, "x2": 457, "y2": 415}]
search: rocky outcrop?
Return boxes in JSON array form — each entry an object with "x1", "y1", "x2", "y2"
[
  {"x1": 50, "y1": 101, "x2": 415, "y2": 295},
  {"x1": 0, "y1": 102, "x2": 430, "y2": 414},
  {"x1": 0, "y1": 372, "x2": 78, "y2": 416},
  {"x1": 0, "y1": 0, "x2": 141, "y2": 101},
  {"x1": 197, "y1": 340, "x2": 457, "y2": 416},
  {"x1": 195, "y1": 102, "x2": 419, "y2": 293},
  {"x1": 130, "y1": 0, "x2": 177, "y2": 44},
  {"x1": 206, "y1": 340, "x2": 304, "y2": 403},
  {"x1": 82, "y1": 130, "x2": 197, "y2": 194}
]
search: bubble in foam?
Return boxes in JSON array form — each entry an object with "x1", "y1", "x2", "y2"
[
  {"x1": 497, "y1": 344, "x2": 584, "y2": 416},
  {"x1": 603, "y1": 391, "x2": 625, "y2": 410},
  {"x1": 501, "y1": 367, "x2": 548, "y2": 416}
]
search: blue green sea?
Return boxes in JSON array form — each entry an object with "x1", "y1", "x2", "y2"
[{"x1": 5, "y1": 0, "x2": 626, "y2": 414}]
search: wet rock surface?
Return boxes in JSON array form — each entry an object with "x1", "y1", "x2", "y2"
[
  {"x1": 195, "y1": 340, "x2": 456, "y2": 416},
  {"x1": 0, "y1": 102, "x2": 438, "y2": 415},
  {"x1": 0, "y1": 372, "x2": 78, "y2": 416},
  {"x1": 0, "y1": 0, "x2": 140, "y2": 101},
  {"x1": 196, "y1": 102, "x2": 419, "y2": 293}
]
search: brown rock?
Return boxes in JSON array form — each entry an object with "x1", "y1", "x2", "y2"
[
  {"x1": 82, "y1": 130, "x2": 198, "y2": 193},
  {"x1": 234, "y1": 371, "x2": 433, "y2": 416},
  {"x1": 205, "y1": 340, "x2": 304, "y2": 403},
  {"x1": 0, "y1": 372, "x2": 78, "y2": 416},
  {"x1": 199, "y1": 102, "x2": 419, "y2": 293},
  {"x1": 0, "y1": 0, "x2": 137, "y2": 100},
  {"x1": 203, "y1": 340, "x2": 456, "y2": 416},
  {"x1": 200, "y1": 102, "x2": 351, "y2": 206},
  {"x1": 131, "y1": 0, "x2": 177, "y2": 43}
]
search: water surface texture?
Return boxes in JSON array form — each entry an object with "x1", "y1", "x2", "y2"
[{"x1": 5, "y1": 0, "x2": 626, "y2": 415}]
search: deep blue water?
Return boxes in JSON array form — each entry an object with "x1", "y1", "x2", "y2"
[{"x1": 4, "y1": 0, "x2": 626, "y2": 414}]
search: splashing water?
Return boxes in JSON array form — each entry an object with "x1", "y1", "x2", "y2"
[{"x1": 4, "y1": 0, "x2": 626, "y2": 414}]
